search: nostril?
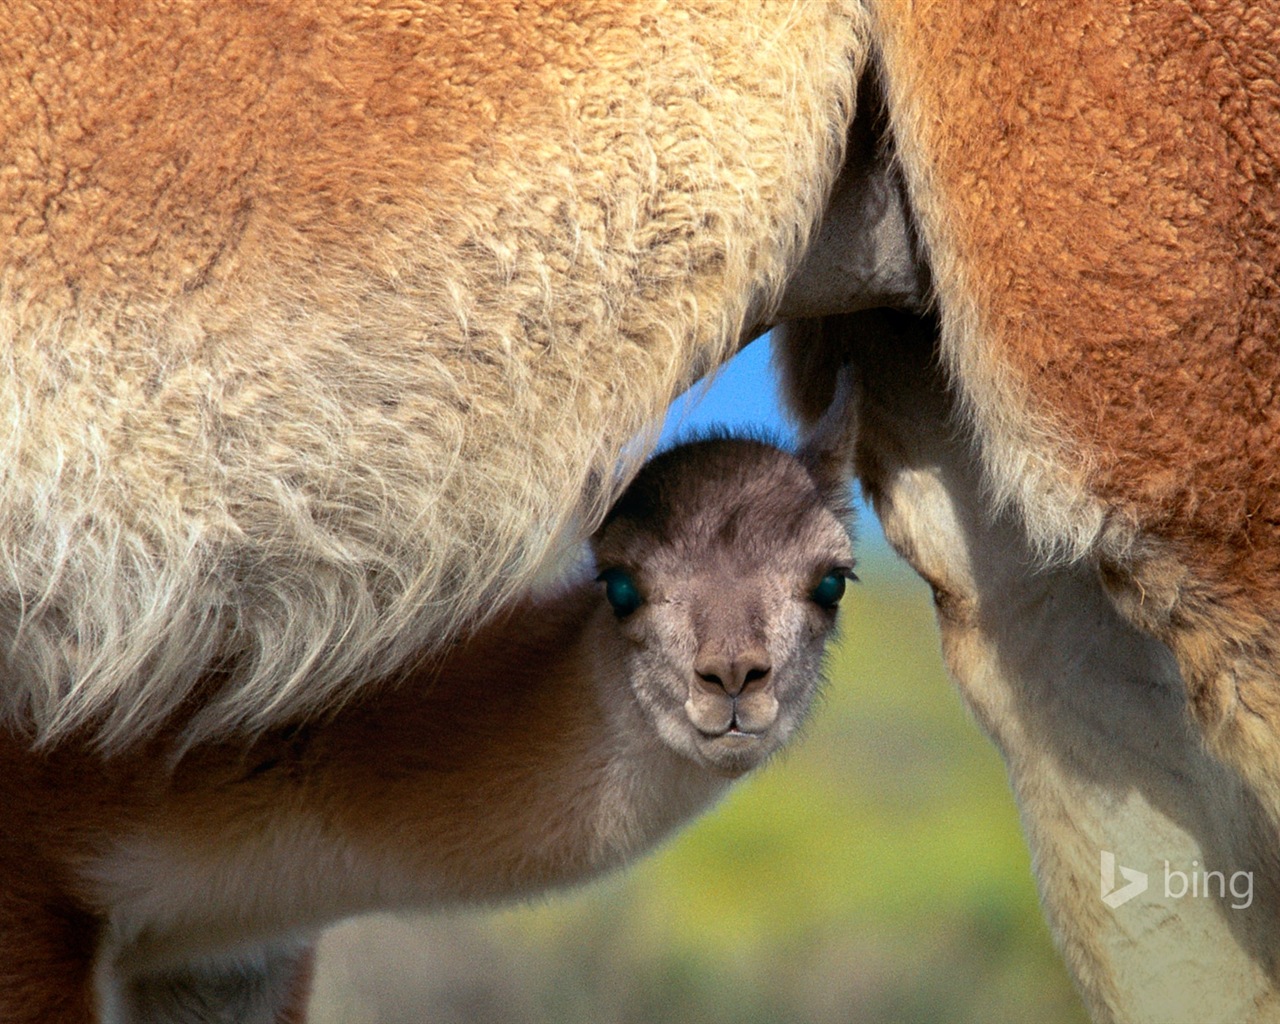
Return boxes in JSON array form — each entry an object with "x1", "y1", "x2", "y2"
[{"x1": 694, "y1": 653, "x2": 771, "y2": 698}]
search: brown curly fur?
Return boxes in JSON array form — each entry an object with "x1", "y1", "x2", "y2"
[
  {"x1": 767, "y1": 3, "x2": 1280, "y2": 1018},
  {"x1": 0, "y1": 0, "x2": 866, "y2": 747},
  {"x1": 0, "y1": 435, "x2": 853, "y2": 1023},
  {"x1": 7, "y1": 0, "x2": 1280, "y2": 1020},
  {"x1": 869, "y1": 0, "x2": 1280, "y2": 870}
]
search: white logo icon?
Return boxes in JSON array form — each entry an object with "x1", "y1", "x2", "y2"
[{"x1": 1100, "y1": 850, "x2": 1148, "y2": 908}]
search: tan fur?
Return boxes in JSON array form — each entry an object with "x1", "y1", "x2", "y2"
[
  {"x1": 0, "y1": 0, "x2": 866, "y2": 747},
  {"x1": 868, "y1": 0, "x2": 1280, "y2": 823},
  {"x1": 0, "y1": 436, "x2": 854, "y2": 1023},
  {"x1": 764, "y1": 5, "x2": 1280, "y2": 1017},
  {"x1": 9, "y1": 1, "x2": 1280, "y2": 1020},
  {"x1": 777, "y1": 313, "x2": 1280, "y2": 1022}
]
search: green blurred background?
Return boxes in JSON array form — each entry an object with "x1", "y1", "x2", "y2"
[{"x1": 308, "y1": 337, "x2": 1088, "y2": 1022}]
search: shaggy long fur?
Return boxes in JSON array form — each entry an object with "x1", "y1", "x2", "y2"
[
  {"x1": 865, "y1": 0, "x2": 1280, "y2": 879},
  {"x1": 0, "y1": 435, "x2": 854, "y2": 1023},
  {"x1": 785, "y1": 313, "x2": 1280, "y2": 1022},
  {"x1": 0, "y1": 1, "x2": 866, "y2": 747},
  {"x1": 8, "y1": 1, "x2": 1280, "y2": 1020},
  {"x1": 771, "y1": 4, "x2": 1280, "y2": 1017}
]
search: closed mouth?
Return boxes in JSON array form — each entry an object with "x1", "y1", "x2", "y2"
[{"x1": 697, "y1": 724, "x2": 764, "y2": 741}]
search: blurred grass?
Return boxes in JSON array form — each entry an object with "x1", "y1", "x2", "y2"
[{"x1": 311, "y1": 549, "x2": 1087, "y2": 1024}]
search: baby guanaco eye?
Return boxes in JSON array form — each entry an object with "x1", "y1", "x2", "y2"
[
  {"x1": 597, "y1": 568, "x2": 644, "y2": 617},
  {"x1": 810, "y1": 570, "x2": 853, "y2": 609}
]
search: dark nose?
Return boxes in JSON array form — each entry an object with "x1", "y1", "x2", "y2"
[{"x1": 694, "y1": 647, "x2": 773, "y2": 698}]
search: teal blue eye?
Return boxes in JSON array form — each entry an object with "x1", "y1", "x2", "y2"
[
  {"x1": 811, "y1": 570, "x2": 850, "y2": 609},
  {"x1": 597, "y1": 568, "x2": 643, "y2": 617}
]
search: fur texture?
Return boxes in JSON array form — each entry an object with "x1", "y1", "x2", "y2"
[
  {"x1": 783, "y1": 313, "x2": 1280, "y2": 1022},
  {"x1": 867, "y1": 0, "x2": 1280, "y2": 812},
  {"x1": 770, "y1": 5, "x2": 1280, "y2": 1013},
  {"x1": 0, "y1": 0, "x2": 866, "y2": 747},
  {"x1": 0, "y1": 435, "x2": 854, "y2": 1023},
  {"x1": 9, "y1": 0, "x2": 1280, "y2": 1019}
]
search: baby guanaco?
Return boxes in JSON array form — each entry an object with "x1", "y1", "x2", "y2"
[{"x1": 0, "y1": 411, "x2": 857, "y2": 1024}]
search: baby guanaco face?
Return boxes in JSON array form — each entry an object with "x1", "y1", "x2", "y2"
[{"x1": 591, "y1": 437, "x2": 855, "y2": 778}]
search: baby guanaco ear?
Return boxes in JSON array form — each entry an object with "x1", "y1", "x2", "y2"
[{"x1": 796, "y1": 365, "x2": 859, "y2": 502}]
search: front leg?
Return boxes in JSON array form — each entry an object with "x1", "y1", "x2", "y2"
[{"x1": 786, "y1": 311, "x2": 1280, "y2": 1022}]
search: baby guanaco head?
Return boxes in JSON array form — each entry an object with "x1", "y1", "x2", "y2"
[{"x1": 590, "y1": 435, "x2": 855, "y2": 778}]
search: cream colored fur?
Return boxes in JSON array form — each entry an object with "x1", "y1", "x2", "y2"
[
  {"x1": 863, "y1": 10, "x2": 1114, "y2": 567},
  {"x1": 9, "y1": 3, "x2": 1280, "y2": 1021},
  {"x1": 772, "y1": 7, "x2": 1280, "y2": 1012},
  {"x1": 775, "y1": 312, "x2": 1280, "y2": 1023},
  {"x1": 2, "y1": 433, "x2": 855, "y2": 1023},
  {"x1": 0, "y1": 1, "x2": 867, "y2": 748},
  {"x1": 872, "y1": 339, "x2": 1276, "y2": 1024}
]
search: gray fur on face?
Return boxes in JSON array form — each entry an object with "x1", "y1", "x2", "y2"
[{"x1": 590, "y1": 437, "x2": 855, "y2": 777}]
